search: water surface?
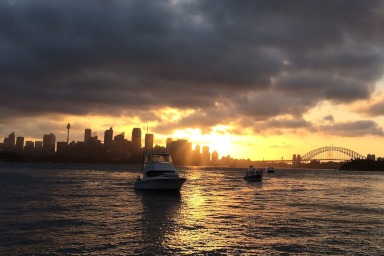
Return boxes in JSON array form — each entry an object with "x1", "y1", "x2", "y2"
[{"x1": 1, "y1": 163, "x2": 383, "y2": 255}]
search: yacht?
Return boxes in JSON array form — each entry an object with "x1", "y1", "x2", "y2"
[
  {"x1": 134, "y1": 153, "x2": 186, "y2": 190},
  {"x1": 244, "y1": 165, "x2": 263, "y2": 182},
  {"x1": 266, "y1": 166, "x2": 275, "y2": 173}
]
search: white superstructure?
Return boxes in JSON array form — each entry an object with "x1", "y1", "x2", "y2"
[{"x1": 134, "y1": 153, "x2": 186, "y2": 190}]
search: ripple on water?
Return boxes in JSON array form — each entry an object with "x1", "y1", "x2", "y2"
[{"x1": 0, "y1": 165, "x2": 383, "y2": 255}]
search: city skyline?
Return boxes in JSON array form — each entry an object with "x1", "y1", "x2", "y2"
[
  {"x1": 1, "y1": 1, "x2": 384, "y2": 160},
  {"x1": 1, "y1": 126, "x2": 224, "y2": 166},
  {"x1": 1, "y1": 124, "x2": 382, "y2": 162},
  {"x1": 0, "y1": 126, "x2": 219, "y2": 156}
]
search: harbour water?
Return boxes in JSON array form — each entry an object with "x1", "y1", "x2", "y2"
[{"x1": 0, "y1": 163, "x2": 383, "y2": 255}]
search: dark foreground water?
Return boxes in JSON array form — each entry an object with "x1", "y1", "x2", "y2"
[{"x1": 0, "y1": 163, "x2": 383, "y2": 255}]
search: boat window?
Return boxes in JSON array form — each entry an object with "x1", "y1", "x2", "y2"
[
  {"x1": 145, "y1": 154, "x2": 172, "y2": 163},
  {"x1": 146, "y1": 171, "x2": 175, "y2": 177}
]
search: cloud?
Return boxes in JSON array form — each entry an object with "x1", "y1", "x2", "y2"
[
  {"x1": 274, "y1": 72, "x2": 373, "y2": 102},
  {"x1": 1, "y1": 0, "x2": 384, "y2": 137},
  {"x1": 319, "y1": 120, "x2": 384, "y2": 137},
  {"x1": 324, "y1": 115, "x2": 334, "y2": 122},
  {"x1": 355, "y1": 95, "x2": 384, "y2": 117}
]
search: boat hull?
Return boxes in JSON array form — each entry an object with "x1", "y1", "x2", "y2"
[
  {"x1": 134, "y1": 178, "x2": 186, "y2": 191},
  {"x1": 244, "y1": 175, "x2": 262, "y2": 182}
]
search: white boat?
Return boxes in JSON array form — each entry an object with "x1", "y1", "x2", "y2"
[
  {"x1": 266, "y1": 166, "x2": 275, "y2": 173},
  {"x1": 244, "y1": 165, "x2": 263, "y2": 182},
  {"x1": 134, "y1": 153, "x2": 186, "y2": 191}
]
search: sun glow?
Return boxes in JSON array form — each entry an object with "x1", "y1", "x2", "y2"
[{"x1": 172, "y1": 126, "x2": 234, "y2": 156}]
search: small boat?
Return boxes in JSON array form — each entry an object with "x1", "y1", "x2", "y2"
[
  {"x1": 244, "y1": 165, "x2": 263, "y2": 182},
  {"x1": 134, "y1": 153, "x2": 186, "y2": 191},
  {"x1": 266, "y1": 166, "x2": 275, "y2": 173}
]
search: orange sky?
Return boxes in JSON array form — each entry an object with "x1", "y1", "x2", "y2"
[{"x1": 1, "y1": 1, "x2": 384, "y2": 161}]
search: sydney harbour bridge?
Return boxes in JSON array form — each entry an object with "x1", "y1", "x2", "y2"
[
  {"x1": 297, "y1": 146, "x2": 365, "y2": 163},
  {"x1": 264, "y1": 146, "x2": 366, "y2": 164}
]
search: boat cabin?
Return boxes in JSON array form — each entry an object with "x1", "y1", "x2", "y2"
[{"x1": 145, "y1": 153, "x2": 172, "y2": 163}]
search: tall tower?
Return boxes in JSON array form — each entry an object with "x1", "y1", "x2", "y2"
[
  {"x1": 43, "y1": 133, "x2": 56, "y2": 155},
  {"x1": 84, "y1": 128, "x2": 92, "y2": 143},
  {"x1": 145, "y1": 133, "x2": 154, "y2": 151},
  {"x1": 202, "y1": 146, "x2": 211, "y2": 165},
  {"x1": 16, "y1": 136, "x2": 24, "y2": 152},
  {"x1": 132, "y1": 128, "x2": 142, "y2": 151},
  {"x1": 66, "y1": 123, "x2": 71, "y2": 144},
  {"x1": 104, "y1": 127, "x2": 113, "y2": 151}
]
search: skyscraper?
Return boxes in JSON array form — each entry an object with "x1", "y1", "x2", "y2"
[
  {"x1": 4, "y1": 132, "x2": 15, "y2": 151},
  {"x1": 84, "y1": 128, "x2": 92, "y2": 143},
  {"x1": 16, "y1": 136, "x2": 24, "y2": 152},
  {"x1": 170, "y1": 139, "x2": 192, "y2": 166},
  {"x1": 145, "y1": 133, "x2": 154, "y2": 151},
  {"x1": 132, "y1": 128, "x2": 141, "y2": 151},
  {"x1": 43, "y1": 133, "x2": 56, "y2": 155},
  {"x1": 211, "y1": 150, "x2": 219, "y2": 165},
  {"x1": 202, "y1": 146, "x2": 211, "y2": 165},
  {"x1": 104, "y1": 127, "x2": 113, "y2": 151}
]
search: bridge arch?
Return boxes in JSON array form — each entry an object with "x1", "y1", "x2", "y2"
[{"x1": 301, "y1": 146, "x2": 365, "y2": 162}]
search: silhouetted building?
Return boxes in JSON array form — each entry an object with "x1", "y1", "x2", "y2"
[
  {"x1": 104, "y1": 127, "x2": 113, "y2": 151},
  {"x1": 3, "y1": 138, "x2": 9, "y2": 149},
  {"x1": 170, "y1": 139, "x2": 192, "y2": 166},
  {"x1": 43, "y1": 133, "x2": 56, "y2": 155},
  {"x1": 211, "y1": 150, "x2": 219, "y2": 165},
  {"x1": 24, "y1": 141, "x2": 34, "y2": 151},
  {"x1": 145, "y1": 133, "x2": 154, "y2": 151},
  {"x1": 4, "y1": 132, "x2": 15, "y2": 151},
  {"x1": 35, "y1": 141, "x2": 42, "y2": 149},
  {"x1": 367, "y1": 154, "x2": 376, "y2": 161},
  {"x1": 69, "y1": 141, "x2": 85, "y2": 157},
  {"x1": 292, "y1": 154, "x2": 302, "y2": 166},
  {"x1": 166, "y1": 138, "x2": 172, "y2": 152},
  {"x1": 132, "y1": 128, "x2": 141, "y2": 151},
  {"x1": 57, "y1": 141, "x2": 68, "y2": 155},
  {"x1": 192, "y1": 145, "x2": 202, "y2": 166},
  {"x1": 84, "y1": 128, "x2": 92, "y2": 144},
  {"x1": 292, "y1": 154, "x2": 297, "y2": 166},
  {"x1": 15, "y1": 136, "x2": 24, "y2": 152},
  {"x1": 86, "y1": 136, "x2": 100, "y2": 157},
  {"x1": 8, "y1": 132, "x2": 15, "y2": 146},
  {"x1": 114, "y1": 132, "x2": 125, "y2": 156},
  {"x1": 202, "y1": 146, "x2": 210, "y2": 165}
]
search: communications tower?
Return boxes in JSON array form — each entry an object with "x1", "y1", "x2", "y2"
[{"x1": 66, "y1": 123, "x2": 71, "y2": 144}]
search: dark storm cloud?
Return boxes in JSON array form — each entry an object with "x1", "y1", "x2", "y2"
[
  {"x1": 274, "y1": 72, "x2": 372, "y2": 102},
  {"x1": 1, "y1": 0, "x2": 384, "y2": 134}
]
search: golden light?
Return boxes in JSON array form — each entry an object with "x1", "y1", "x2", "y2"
[
  {"x1": 170, "y1": 126, "x2": 235, "y2": 157},
  {"x1": 159, "y1": 107, "x2": 195, "y2": 122},
  {"x1": 206, "y1": 127, "x2": 233, "y2": 155}
]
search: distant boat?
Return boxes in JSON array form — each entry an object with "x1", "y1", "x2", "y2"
[
  {"x1": 134, "y1": 153, "x2": 186, "y2": 191},
  {"x1": 266, "y1": 166, "x2": 275, "y2": 173},
  {"x1": 243, "y1": 165, "x2": 263, "y2": 182}
]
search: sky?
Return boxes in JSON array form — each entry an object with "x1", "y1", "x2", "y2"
[{"x1": 1, "y1": 0, "x2": 384, "y2": 161}]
